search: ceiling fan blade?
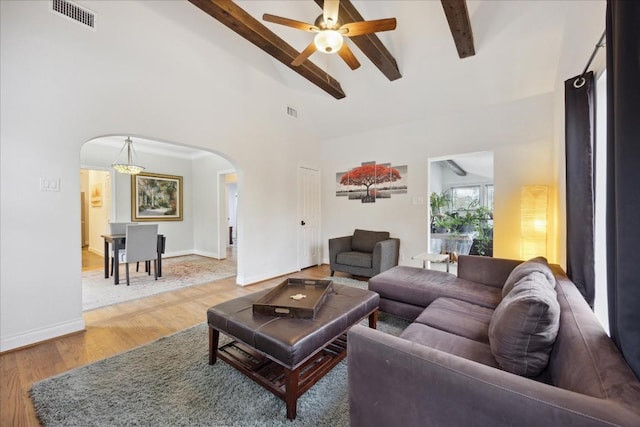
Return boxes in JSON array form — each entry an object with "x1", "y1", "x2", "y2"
[
  {"x1": 323, "y1": 0, "x2": 340, "y2": 28},
  {"x1": 340, "y1": 18, "x2": 397, "y2": 37},
  {"x1": 291, "y1": 41, "x2": 318, "y2": 66},
  {"x1": 337, "y1": 43, "x2": 361, "y2": 70},
  {"x1": 263, "y1": 14, "x2": 319, "y2": 32}
]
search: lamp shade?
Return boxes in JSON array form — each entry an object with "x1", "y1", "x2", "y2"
[
  {"x1": 520, "y1": 185, "x2": 548, "y2": 259},
  {"x1": 314, "y1": 30, "x2": 343, "y2": 53}
]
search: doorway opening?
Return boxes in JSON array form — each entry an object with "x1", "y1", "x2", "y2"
[
  {"x1": 218, "y1": 171, "x2": 238, "y2": 260},
  {"x1": 80, "y1": 168, "x2": 113, "y2": 270},
  {"x1": 428, "y1": 152, "x2": 494, "y2": 272},
  {"x1": 79, "y1": 136, "x2": 239, "y2": 310}
]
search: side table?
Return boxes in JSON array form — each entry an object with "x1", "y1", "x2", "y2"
[{"x1": 412, "y1": 252, "x2": 450, "y2": 272}]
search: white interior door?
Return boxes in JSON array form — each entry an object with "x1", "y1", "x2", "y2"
[{"x1": 298, "y1": 166, "x2": 320, "y2": 269}]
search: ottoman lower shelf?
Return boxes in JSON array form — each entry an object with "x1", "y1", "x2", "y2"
[{"x1": 213, "y1": 330, "x2": 348, "y2": 419}]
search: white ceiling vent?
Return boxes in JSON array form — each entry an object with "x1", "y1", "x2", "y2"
[
  {"x1": 51, "y1": 0, "x2": 96, "y2": 30},
  {"x1": 286, "y1": 106, "x2": 298, "y2": 119}
]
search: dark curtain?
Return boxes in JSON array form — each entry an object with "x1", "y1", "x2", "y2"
[
  {"x1": 606, "y1": 0, "x2": 640, "y2": 380},
  {"x1": 565, "y1": 71, "x2": 596, "y2": 306}
]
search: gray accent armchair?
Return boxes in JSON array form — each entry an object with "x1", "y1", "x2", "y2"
[{"x1": 329, "y1": 229, "x2": 400, "y2": 278}]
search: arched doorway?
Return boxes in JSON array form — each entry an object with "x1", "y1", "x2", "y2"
[{"x1": 79, "y1": 135, "x2": 238, "y2": 310}]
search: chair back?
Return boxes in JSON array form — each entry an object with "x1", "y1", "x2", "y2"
[
  {"x1": 109, "y1": 222, "x2": 137, "y2": 235},
  {"x1": 122, "y1": 224, "x2": 158, "y2": 263}
]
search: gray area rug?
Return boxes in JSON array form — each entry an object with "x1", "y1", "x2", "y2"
[
  {"x1": 31, "y1": 278, "x2": 409, "y2": 426},
  {"x1": 83, "y1": 255, "x2": 237, "y2": 311}
]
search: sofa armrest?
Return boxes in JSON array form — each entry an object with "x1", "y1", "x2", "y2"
[
  {"x1": 348, "y1": 325, "x2": 639, "y2": 427},
  {"x1": 328, "y1": 235, "x2": 353, "y2": 264},
  {"x1": 372, "y1": 238, "x2": 399, "y2": 275}
]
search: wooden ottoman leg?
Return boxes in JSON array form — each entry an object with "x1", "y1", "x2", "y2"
[
  {"x1": 284, "y1": 367, "x2": 300, "y2": 420},
  {"x1": 368, "y1": 309, "x2": 379, "y2": 329},
  {"x1": 209, "y1": 326, "x2": 220, "y2": 365}
]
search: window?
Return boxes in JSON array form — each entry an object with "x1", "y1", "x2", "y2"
[
  {"x1": 450, "y1": 184, "x2": 493, "y2": 212},
  {"x1": 594, "y1": 70, "x2": 608, "y2": 333},
  {"x1": 450, "y1": 186, "x2": 480, "y2": 211}
]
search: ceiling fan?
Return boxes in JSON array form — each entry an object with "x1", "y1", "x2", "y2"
[{"x1": 262, "y1": 0, "x2": 396, "y2": 70}]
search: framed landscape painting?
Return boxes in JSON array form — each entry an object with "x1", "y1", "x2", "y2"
[{"x1": 131, "y1": 172, "x2": 183, "y2": 221}]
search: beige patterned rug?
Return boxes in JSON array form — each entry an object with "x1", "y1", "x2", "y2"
[{"x1": 82, "y1": 255, "x2": 237, "y2": 311}]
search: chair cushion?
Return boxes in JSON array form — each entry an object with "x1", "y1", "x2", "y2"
[
  {"x1": 337, "y1": 251, "x2": 372, "y2": 268},
  {"x1": 489, "y1": 273, "x2": 560, "y2": 377},
  {"x1": 351, "y1": 229, "x2": 390, "y2": 253},
  {"x1": 501, "y1": 256, "x2": 555, "y2": 298}
]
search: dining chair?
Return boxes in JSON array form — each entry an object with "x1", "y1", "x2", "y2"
[
  {"x1": 117, "y1": 224, "x2": 158, "y2": 285},
  {"x1": 108, "y1": 222, "x2": 137, "y2": 276},
  {"x1": 138, "y1": 234, "x2": 166, "y2": 274}
]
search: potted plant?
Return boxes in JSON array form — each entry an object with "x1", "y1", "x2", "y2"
[
  {"x1": 434, "y1": 215, "x2": 455, "y2": 233},
  {"x1": 458, "y1": 211, "x2": 476, "y2": 234},
  {"x1": 430, "y1": 191, "x2": 451, "y2": 216}
]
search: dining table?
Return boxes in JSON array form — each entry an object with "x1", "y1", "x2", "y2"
[{"x1": 101, "y1": 233, "x2": 165, "y2": 285}]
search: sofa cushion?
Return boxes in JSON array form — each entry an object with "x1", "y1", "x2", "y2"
[
  {"x1": 336, "y1": 251, "x2": 372, "y2": 268},
  {"x1": 414, "y1": 298, "x2": 494, "y2": 344},
  {"x1": 351, "y1": 229, "x2": 390, "y2": 253},
  {"x1": 489, "y1": 274, "x2": 560, "y2": 377},
  {"x1": 400, "y1": 323, "x2": 499, "y2": 368},
  {"x1": 502, "y1": 256, "x2": 555, "y2": 298}
]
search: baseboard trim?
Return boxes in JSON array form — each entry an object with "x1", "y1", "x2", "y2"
[
  {"x1": 237, "y1": 268, "x2": 299, "y2": 287},
  {"x1": 0, "y1": 317, "x2": 86, "y2": 353},
  {"x1": 162, "y1": 250, "x2": 194, "y2": 258},
  {"x1": 192, "y1": 249, "x2": 220, "y2": 259}
]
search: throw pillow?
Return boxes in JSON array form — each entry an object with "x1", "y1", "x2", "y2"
[
  {"x1": 502, "y1": 256, "x2": 555, "y2": 298},
  {"x1": 489, "y1": 274, "x2": 560, "y2": 377},
  {"x1": 351, "y1": 229, "x2": 390, "y2": 253}
]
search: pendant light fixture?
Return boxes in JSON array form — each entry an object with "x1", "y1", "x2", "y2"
[{"x1": 112, "y1": 136, "x2": 145, "y2": 175}]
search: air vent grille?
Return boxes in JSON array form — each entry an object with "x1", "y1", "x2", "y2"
[
  {"x1": 286, "y1": 106, "x2": 298, "y2": 119},
  {"x1": 51, "y1": 0, "x2": 96, "y2": 30}
]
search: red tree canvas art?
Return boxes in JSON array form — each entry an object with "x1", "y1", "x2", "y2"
[{"x1": 336, "y1": 161, "x2": 408, "y2": 203}]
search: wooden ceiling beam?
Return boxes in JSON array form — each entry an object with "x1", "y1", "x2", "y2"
[
  {"x1": 314, "y1": 0, "x2": 402, "y2": 81},
  {"x1": 188, "y1": 0, "x2": 346, "y2": 99},
  {"x1": 440, "y1": 0, "x2": 475, "y2": 58}
]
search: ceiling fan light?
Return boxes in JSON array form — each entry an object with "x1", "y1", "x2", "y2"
[{"x1": 314, "y1": 30, "x2": 343, "y2": 54}]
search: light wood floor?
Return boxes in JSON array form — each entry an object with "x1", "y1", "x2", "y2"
[{"x1": 0, "y1": 260, "x2": 335, "y2": 426}]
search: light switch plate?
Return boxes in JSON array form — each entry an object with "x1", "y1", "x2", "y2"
[{"x1": 40, "y1": 177, "x2": 60, "y2": 192}]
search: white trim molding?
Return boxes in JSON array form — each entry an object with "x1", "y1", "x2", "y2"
[{"x1": 1, "y1": 317, "x2": 86, "y2": 353}]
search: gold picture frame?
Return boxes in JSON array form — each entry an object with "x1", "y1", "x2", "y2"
[{"x1": 131, "y1": 172, "x2": 183, "y2": 221}]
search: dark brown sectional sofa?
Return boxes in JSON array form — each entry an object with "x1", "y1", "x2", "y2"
[{"x1": 348, "y1": 255, "x2": 640, "y2": 426}]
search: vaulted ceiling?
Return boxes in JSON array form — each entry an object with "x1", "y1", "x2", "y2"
[
  {"x1": 188, "y1": 0, "x2": 474, "y2": 99},
  {"x1": 138, "y1": 0, "x2": 604, "y2": 143}
]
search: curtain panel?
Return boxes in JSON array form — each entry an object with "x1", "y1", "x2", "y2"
[
  {"x1": 564, "y1": 71, "x2": 596, "y2": 306},
  {"x1": 606, "y1": 0, "x2": 640, "y2": 380}
]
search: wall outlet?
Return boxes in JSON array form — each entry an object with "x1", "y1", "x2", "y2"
[
  {"x1": 412, "y1": 196, "x2": 424, "y2": 205},
  {"x1": 40, "y1": 177, "x2": 60, "y2": 192}
]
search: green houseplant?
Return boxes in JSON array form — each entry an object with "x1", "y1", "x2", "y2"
[{"x1": 430, "y1": 191, "x2": 451, "y2": 216}]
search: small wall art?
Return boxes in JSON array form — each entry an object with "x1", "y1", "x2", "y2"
[
  {"x1": 336, "y1": 161, "x2": 408, "y2": 203},
  {"x1": 90, "y1": 183, "x2": 102, "y2": 207}
]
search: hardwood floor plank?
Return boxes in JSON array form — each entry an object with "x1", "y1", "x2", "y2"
[{"x1": 0, "y1": 264, "x2": 333, "y2": 426}]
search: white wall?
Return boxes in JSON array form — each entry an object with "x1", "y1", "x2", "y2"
[
  {"x1": 429, "y1": 162, "x2": 445, "y2": 195},
  {"x1": 0, "y1": 0, "x2": 320, "y2": 351},
  {"x1": 322, "y1": 93, "x2": 556, "y2": 267}
]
